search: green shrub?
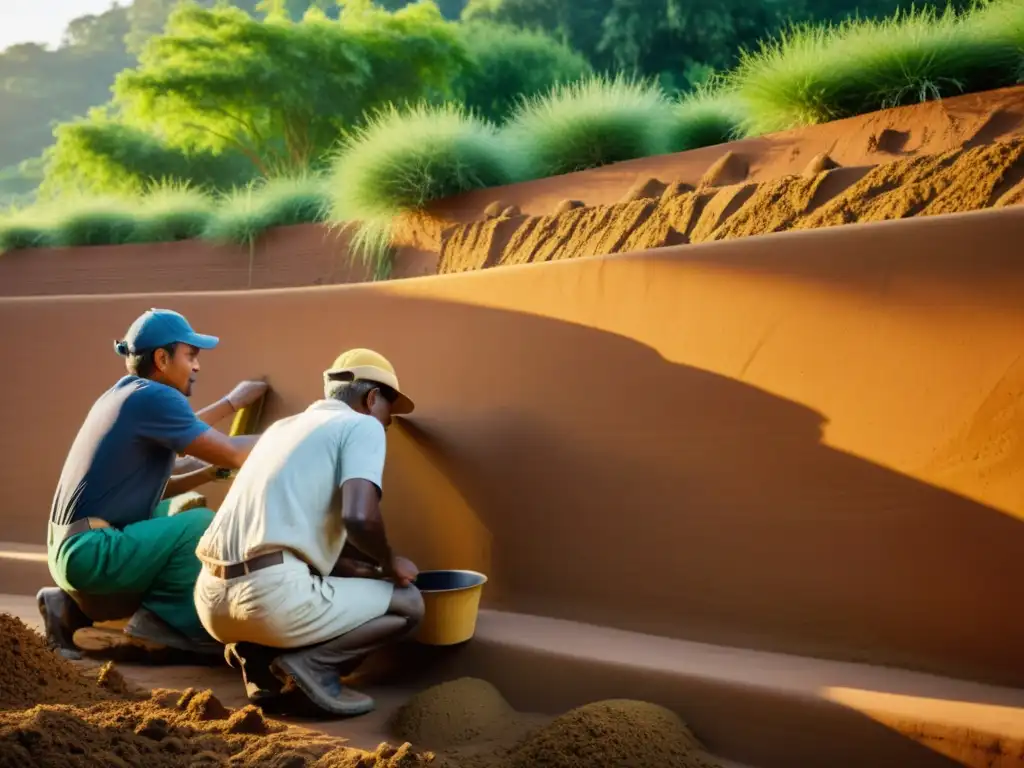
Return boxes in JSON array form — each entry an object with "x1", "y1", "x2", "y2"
[
  {"x1": 670, "y1": 84, "x2": 747, "y2": 151},
  {"x1": 131, "y1": 185, "x2": 216, "y2": 243},
  {"x1": 329, "y1": 102, "x2": 518, "y2": 222},
  {"x1": 0, "y1": 206, "x2": 58, "y2": 253},
  {"x1": 40, "y1": 116, "x2": 256, "y2": 200},
  {"x1": 502, "y1": 75, "x2": 677, "y2": 178},
  {"x1": 48, "y1": 197, "x2": 141, "y2": 247},
  {"x1": 203, "y1": 176, "x2": 331, "y2": 245},
  {"x1": 455, "y1": 22, "x2": 593, "y2": 123},
  {"x1": 328, "y1": 102, "x2": 516, "y2": 277},
  {"x1": 966, "y1": 0, "x2": 1024, "y2": 81},
  {"x1": 729, "y1": 6, "x2": 1021, "y2": 136}
]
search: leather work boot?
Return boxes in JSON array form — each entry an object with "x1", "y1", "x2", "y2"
[
  {"x1": 270, "y1": 638, "x2": 377, "y2": 717},
  {"x1": 36, "y1": 587, "x2": 91, "y2": 660},
  {"x1": 123, "y1": 608, "x2": 222, "y2": 656},
  {"x1": 224, "y1": 642, "x2": 285, "y2": 703}
]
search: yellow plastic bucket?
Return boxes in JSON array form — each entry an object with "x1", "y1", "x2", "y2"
[{"x1": 413, "y1": 569, "x2": 488, "y2": 646}]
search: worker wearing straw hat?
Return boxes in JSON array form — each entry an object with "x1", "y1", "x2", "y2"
[{"x1": 193, "y1": 348, "x2": 424, "y2": 717}]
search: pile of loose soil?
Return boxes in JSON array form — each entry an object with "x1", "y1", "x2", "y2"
[
  {"x1": 1, "y1": 615, "x2": 723, "y2": 768},
  {"x1": 389, "y1": 680, "x2": 721, "y2": 768},
  {"x1": 0, "y1": 614, "x2": 137, "y2": 710},
  {"x1": 390, "y1": 678, "x2": 517, "y2": 748},
  {"x1": 0, "y1": 613, "x2": 434, "y2": 768},
  {"x1": 504, "y1": 700, "x2": 720, "y2": 768},
  {"x1": 437, "y1": 135, "x2": 1024, "y2": 275},
  {"x1": 0, "y1": 689, "x2": 436, "y2": 768}
]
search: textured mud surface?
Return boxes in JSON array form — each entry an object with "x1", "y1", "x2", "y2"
[
  {"x1": 438, "y1": 137, "x2": 1024, "y2": 274},
  {"x1": 0, "y1": 617, "x2": 720, "y2": 768},
  {"x1": 0, "y1": 614, "x2": 434, "y2": 767}
]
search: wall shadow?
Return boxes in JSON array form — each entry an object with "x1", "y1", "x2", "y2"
[
  {"x1": 345, "y1": 295, "x2": 1024, "y2": 691},
  {"x1": 3, "y1": 276, "x2": 1023, "y2": 692}
]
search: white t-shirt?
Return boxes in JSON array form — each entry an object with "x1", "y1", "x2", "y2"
[{"x1": 196, "y1": 399, "x2": 387, "y2": 577}]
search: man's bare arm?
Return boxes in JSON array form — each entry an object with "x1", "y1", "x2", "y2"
[
  {"x1": 174, "y1": 455, "x2": 209, "y2": 474},
  {"x1": 181, "y1": 430, "x2": 260, "y2": 470},
  {"x1": 195, "y1": 398, "x2": 236, "y2": 427},
  {"x1": 196, "y1": 381, "x2": 269, "y2": 427},
  {"x1": 162, "y1": 465, "x2": 218, "y2": 499},
  {"x1": 339, "y1": 540, "x2": 377, "y2": 565},
  {"x1": 341, "y1": 479, "x2": 395, "y2": 574}
]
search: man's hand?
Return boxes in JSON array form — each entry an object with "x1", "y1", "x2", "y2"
[
  {"x1": 388, "y1": 555, "x2": 419, "y2": 587},
  {"x1": 332, "y1": 558, "x2": 382, "y2": 579},
  {"x1": 226, "y1": 380, "x2": 269, "y2": 410}
]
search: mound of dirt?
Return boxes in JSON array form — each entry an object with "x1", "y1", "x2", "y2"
[
  {"x1": 0, "y1": 612, "x2": 434, "y2": 768},
  {"x1": 0, "y1": 614, "x2": 136, "y2": 710},
  {"x1": 619, "y1": 178, "x2": 667, "y2": 203},
  {"x1": 390, "y1": 678, "x2": 513, "y2": 748},
  {"x1": 0, "y1": 692, "x2": 436, "y2": 768},
  {"x1": 0, "y1": 615, "x2": 721, "y2": 768},
  {"x1": 504, "y1": 700, "x2": 719, "y2": 768},
  {"x1": 553, "y1": 200, "x2": 584, "y2": 214},
  {"x1": 699, "y1": 151, "x2": 748, "y2": 188}
]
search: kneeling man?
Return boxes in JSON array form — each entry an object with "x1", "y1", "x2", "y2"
[
  {"x1": 194, "y1": 349, "x2": 424, "y2": 717},
  {"x1": 41, "y1": 308, "x2": 267, "y2": 658}
]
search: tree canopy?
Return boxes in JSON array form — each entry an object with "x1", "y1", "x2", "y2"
[
  {"x1": 110, "y1": 1, "x2": 466, "y2": 176},
  {"x1": 0, "y1": 0, "x2": 976, "y2": 206}
]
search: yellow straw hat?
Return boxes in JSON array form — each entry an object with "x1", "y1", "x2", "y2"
[{"x1": 323, "y1": 348, "x2": 415, "y2": 415}]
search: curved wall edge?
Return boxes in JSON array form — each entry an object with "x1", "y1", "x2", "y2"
[{"x1": 3, "y1": 207, "x2": 1024, "y2": 686}]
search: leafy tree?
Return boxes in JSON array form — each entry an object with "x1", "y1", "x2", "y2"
[
  {"x1": 111, "y1": 0, "x2": 469, "y2": 175},
  {"x1": 454, "y1": 22, "x2": 592, "y2": 122},
  {"x1": 256, "y1": 0, "x2": 335, "y2": 19},
  {"x1": 39, "y1": 112, "x2": 256, "y2": 198},
  {"x1": 63, "y1": 7, "x2": 132, "y2": 50},
  {"x1": 462, "y1": 0, "x2": 976, "y2": 91},
  {"x1": 462, "y1": 0, "x2": 614, "y2": 70},
  {"x1": 597, "y1": 0, "x2": 791, "y2": 91},
  {"x1": 0, "y1": 41, "x2": 134, "y2": 170},
  {"x1": 375, "y1": 0, "x2": 467, "y2": 19}
]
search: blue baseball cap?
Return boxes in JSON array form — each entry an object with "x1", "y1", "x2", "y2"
[{"x1": 114, "y1": 308, "x2": 219, "y2": 357}]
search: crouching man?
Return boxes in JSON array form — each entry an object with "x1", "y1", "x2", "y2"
[
  {"x1": 39, "y1": 309, "x2": 267, "y2": 658},
  {"x1": 194, "y1": 349, "x2": 424, "y2": 717}
]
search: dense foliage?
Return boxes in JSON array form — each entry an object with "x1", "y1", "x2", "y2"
[
  {"x1": 1, "y1": 0, "x2": 975, "y2": 206},
  {"x1": 2, "y1": 0, "x2": 1020, "y2": 274}
]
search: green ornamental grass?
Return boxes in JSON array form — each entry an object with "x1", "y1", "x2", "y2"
[
  {"x1": 328, "y1": 102, "x2": 519, "y2": 224},
  {"x1": 965, "y1": 0, "x2": 1024, "y2": 81},
  {"x1": 0, "y1": 206, "x2": 59, "y2": 253},
  {"x1": 48, "y1": 197, "x2": 141, "y2": 247},
  {"x1": 202, "y1": 176, "x2": 331, "y2": 245},
  {"x1": 131, "y1": 184, "x2": 215, "y2": 243},
  {"x1": 670, "y1": 83, "x2": 747, "y2": 151},
  {"x1": 502, "y1": 75, "x2": 677, "y2": 178},
  {"x1": 730, "y1": 6, "x2": 1022, "y2": 136}
]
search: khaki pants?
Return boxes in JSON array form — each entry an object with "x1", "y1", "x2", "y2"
[{"x1": 193, "y1": 550, "x2": 394, "y2": 649}]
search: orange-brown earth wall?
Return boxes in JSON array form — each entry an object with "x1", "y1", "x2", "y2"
[{"x1": 2, "y1": 207, "x2": 1023, "y2": 691}]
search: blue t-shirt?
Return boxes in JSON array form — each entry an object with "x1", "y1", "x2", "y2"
[{"x1": 50, "y1": 376, "x2": 210, "y2": 529}]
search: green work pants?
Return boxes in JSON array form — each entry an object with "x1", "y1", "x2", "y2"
[{"x1": 48, "y1": 499, "x2": 214, "y2": 640}]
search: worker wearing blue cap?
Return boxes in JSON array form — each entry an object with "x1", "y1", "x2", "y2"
[{"x1": 37, "y1": 308, "x2": 268, "y2": 659}]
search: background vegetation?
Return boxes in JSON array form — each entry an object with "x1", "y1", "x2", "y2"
[{"x1": 0, "y1": 0, "x2": 1018, "y2": 274}]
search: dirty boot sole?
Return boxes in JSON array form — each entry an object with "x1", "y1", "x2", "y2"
[
  {"x1": 270, "y1": 657, "x2": 375, "y2": 717},
  {"x1": 36, "y1": 588, "x2": 84, "y2": 661},
  {"x1": 124, "y1": 610, "x2": 222, "y2": 656}
]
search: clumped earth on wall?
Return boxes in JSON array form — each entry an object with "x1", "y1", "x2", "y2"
[{"x1": 439, "y1": 135, "x2": 1024, "y2": 275}]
